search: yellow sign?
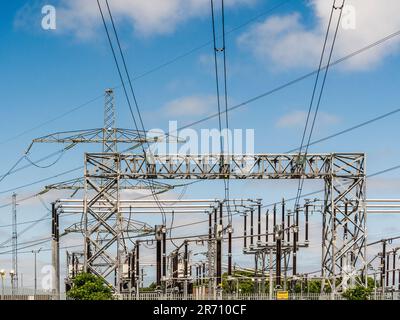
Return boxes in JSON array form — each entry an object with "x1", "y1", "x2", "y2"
[{"x1": 276, "y1": 291, "x2": 289, "y2": 300}]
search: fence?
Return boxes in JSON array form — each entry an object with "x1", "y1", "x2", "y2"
[
  {"x1": 115, "y1": 291, "x2": 400, "y2": 301},
  {"x1": 0, "y1": 286, "x2": 55, "y2": 300},
  {"x1": 1, "y1": 289, "x2": 399, "y2": 300}
]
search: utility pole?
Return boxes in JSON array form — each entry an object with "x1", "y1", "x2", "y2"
[
  {"x1": 392, "y1": 250, "x2": 396, "y2": 288},
  {"x1": 381, "y1": 240, "x2": 386, "y2": 293},
  {"x1": 32, "y1": 248, "x2": 42, "y2": 296},
  {"x1": 216, "y1": 202, "x2": 223, "y2": 289},
  {"x1": 51, "y1": 202, "x2": 60, "y2": 299},
  {"x1": 293, "y1": 206, "x2": 299, "y2": 277},
  {"x1": 184, "y1": 241, "x2": 188, "y2": 298},
  {"x1": 250, "y1": 208, "x2": 254, "y2": 248},
  {"x1": 207, "y1": 210, "x2": 214, "y2": 299},
  {"x1": 228, "y1": 225, "x2": 232, "y2": 276},
  {"x1": 269, "y1": 249, "x2": 273, "y2": 299},
  {"x1": 11, "y1": 193, "x2": 18, "y2": 291},
  {"x1": 129, "y1": 249, "x2": 135, "y2": 296},
  {"x1": 386, "y1": 251, "x2": 390, "y2": 288},
  {"x1": 135, "y1": 241, "x2": 140, "y2": 299},
  {"x1": 162, "y1": 225, "x2": 166, "y2": 293},
  {"x1": 257, "y1": 201, "x2": 261, "y2": 245},
  {"x1": 281, "y1": 199, "x2": 285, "y2": 242},
  {"x1": 275, "y1": 225, "x2": 282, "y2": 289},
  {"x1": 0, "y1": 270, "x2": 5, "y2": 300},
  {"x1": 305, "y1": 201, "x2": 309, "y2": 243},
  {"x1": 155, "y1": 225, "x2": 162, "y2": 289}
]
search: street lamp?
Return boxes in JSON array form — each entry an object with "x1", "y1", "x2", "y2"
[
  {"x1": 0, "y1": 269, "x2": 5, "y2": 300},
  {"x1": 32, "y1": 248, "x2": 42, "y2": 296},
  {"x1": 9, "y1": 269, "x2": 15, "y2": 297}
]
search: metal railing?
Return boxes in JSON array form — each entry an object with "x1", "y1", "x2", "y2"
[
  {"x1": 0, "y1": 286, "x2": 56, "y2": 300},
  {"x1": 2, "y1": 288, "x2": 399, "y2": 300},
  {"x1": 115, "y1": 292, "x2": 400, "y2": 301}
]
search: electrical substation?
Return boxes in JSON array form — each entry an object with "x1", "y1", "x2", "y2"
[{"x1": 2, "y1": 0, "x2": 400, "y2": 302}]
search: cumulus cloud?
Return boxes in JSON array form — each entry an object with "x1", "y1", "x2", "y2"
[
  {"x1": 162, "y1": 95, "x2": 216, "y2": 118},
  {"x1": 238, "y1": 0, "x2": 400, "y2": 71},
  {"x1": 14, "y1": 0, "x2": 255, "y2": 39},
  {"x1": 276, "y1": 110, "x2": 340, "y2": 128}
]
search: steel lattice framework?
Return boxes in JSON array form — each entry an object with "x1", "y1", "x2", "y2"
[{"x1": 84, "y1": 152, "x2": 366, "y2": 292}]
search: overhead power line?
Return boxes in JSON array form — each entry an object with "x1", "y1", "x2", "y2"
[
  {"x1": 98, "y1": 0, "x2": 170, "y2": 229},
  {"x1": 210, "y1": 0, "x2": 232, "y2": 224},
  {"x1": 164, "y1": 28, "x2": 400, "y2": 138},
  {"x1": 0, "y1": 25, "x2": 399, "y2": 204},
  {"x1": 0, "y1": 1, "x2": 291, "y2": 148},
  {"x1": 0, "y1": 167, "x2": 81, "y2": 195},
  {"x1": 294, "y1": 1, "x2": 345, "y2": 210},
  {"x1": 0, "y1": 102, "x2": 400, "y2": 207},
  {"x1": 1, "y1": 24, "x2": 399, "y2": 187}
]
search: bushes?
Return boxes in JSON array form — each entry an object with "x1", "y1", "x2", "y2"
[
  {"x1": 342, "y1": 285, "x2": 373, "y2": 300},
  {"x1": 67, "y1": 273, "x2": 113, "y2": 300}
]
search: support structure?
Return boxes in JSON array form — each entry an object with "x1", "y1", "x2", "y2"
[
  {"x1": 83, "y1": 152, "x2": 366, "y2": 292},
  {"x1": 51, "y1": 202, "x2": 60, "y2": 298},
  {"x1": 11, "y1": 193, "x2": 18, "y2": 291}
]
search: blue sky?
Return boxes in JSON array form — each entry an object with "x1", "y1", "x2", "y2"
[{"x1": 1, "y1": 0, "x2": 400, "y2": 289}]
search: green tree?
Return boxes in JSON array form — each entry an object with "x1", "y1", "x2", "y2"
[
  {"x1": 221, "y1": 271, "x2": 255, "y2": 293},
  {"x1": 67, "y1": 273, "x2": 113, "y2": 300},
  {"x1": 141, "y1": 282, "x2": 157, "y2": 292},
  {"x1": 342, "y1": 277, "x2": 375, "y2": 300},
  {"x1": 342, "y1": 285, "x2": 373, "y2": 300}
]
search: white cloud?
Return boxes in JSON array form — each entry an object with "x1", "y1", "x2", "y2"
[
  {"x1": 238, "y1": 0, "x2": 400, "y2": 71},
  {"x1": 162, "y1": 95, "x2": 216, "y2": 118},
  {"x1": 17, "y1": 0, "x2": 255, "y2": 39},
  {"x1": 276, "y1": 110, "x2": 340, "y2": 128}
]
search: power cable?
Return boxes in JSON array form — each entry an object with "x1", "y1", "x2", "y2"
[
  {"x1": 1, "y1": 27, "x2": 399, "y2": 197},
  {"x1": 0, "y1": 156, "x2": 25, "y2": 183},
  {"x1": 161, "y1": 28, "x2": 400, "y2": 139},
  {"x1": 0, "y1": 237, "x2": 52, "y2": 250},
  {"x1": 211, "y1": 0, "x2": 232, "y2": 224},
  {"x1": 101, "y1": 0, "x2": 170, "y2": 228},
  {"x1": 0, "y1": 148, "x2": 66, "y2": 179},
  {"x1": 0, "y1": 238, "x2": 51, "y2": 255},
  {"x1": 294, "y1": 1, "x2": 345, "y2": 210},
  {"x1": 0, "y1": 166, "x2": 81, "y2": 195},
  {"x1": 0, "y1": 95, "x2": 104, "y2": 146},
  {"x1": 0, "y1": 212, "x2": 50, "y2": 248},
  {"x1": 0, "y1": 1, "x2": 291, "y2": 147},
  {"x1": 24, "y1": 148, "x2": 66, "y2": 169},
  {"x1": 4, "y1": 24, "x2": 398, "y2": 198}
]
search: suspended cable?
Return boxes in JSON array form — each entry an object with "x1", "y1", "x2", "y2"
[
  {"x1": 1, "y1": 26, "x2": 399, "y2": 198},
  {"x1": 294, "y1": 0, "x2": 345, "y2": 210},
  {"x1": 24, "y1": 148, "x2": 66, "y2": 169},
  {"x1": 0, "y1": 212, "x2": 50, "y2": 248},
  {"x1": 210, "y1": 0, "x2": 232, "y2": 224},
  {"x1": 0, "y1": 166, "x2": 81, "y2": 195},
  {"x1": 0, "y1": 1, "x2": 291, "y2": 148},
  {"x1": 0, "y1": 156, "x2": 25, "y2": 184},
  {"x1": 101, "y1": 0, "x2": 169, "y2": 227},
  {"x1": 161, "y1": 27, "x2": 400, "y2": 139}
]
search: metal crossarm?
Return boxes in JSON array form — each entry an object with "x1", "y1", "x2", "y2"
[{"x1": 83, "y1": 152, "x2": 366, "y2": 293}]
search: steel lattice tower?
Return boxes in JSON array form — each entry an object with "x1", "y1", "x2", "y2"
[
  {"x1": 11, "y1": 193, "x2": 18, "y2": 290},
  {"x1": 103, "y1": 88, "x2": 117, "y2": 153},
  {"x1": 83, "y1": 152, "x2": 367, "y2": 292}
]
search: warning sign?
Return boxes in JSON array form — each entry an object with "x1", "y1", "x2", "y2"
[{"x1": 276, "y1": 291, "x2": 289, "y2": 300}]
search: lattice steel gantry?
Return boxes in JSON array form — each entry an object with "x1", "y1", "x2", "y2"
[{"x1": 83, "y1": 152, "x2": 366, "y2": 293}]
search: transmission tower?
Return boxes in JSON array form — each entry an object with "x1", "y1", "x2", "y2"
[
  {"x1": 11, "y1": 193, "x2": 18, "y2": 289},
  {"x1": 103, "y1": 88, "x2": 117, "y2": 153},
  {"x1": 27, "y1": 88, "x2": 181, "y2": 293}
]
